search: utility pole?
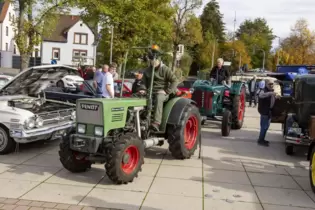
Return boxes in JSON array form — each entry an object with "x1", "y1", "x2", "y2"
[
  {"x1": 233, "y1": 11, "x2": 236, "y2": 56},
  {"x1": 276, "y1": 36, "x2": 281, "y2": 66},
  {"x1": 109, "y1": 25, "x2": 114, "y2": 64}
]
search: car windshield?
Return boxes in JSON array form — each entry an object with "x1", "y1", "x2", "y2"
[{"x1": 0, "y1": 66, "x2": 79, "y2": 96}]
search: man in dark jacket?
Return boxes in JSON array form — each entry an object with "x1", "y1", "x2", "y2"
[
  {"x1": 257, "y1": 79, "x2": 280, "y2": 146},
  {"x1": 248, "y1": 75, "x2": 258, "y2": 107},
  {"x1": 209, "y1": 58, "x2": 230, "y2": 85},
  {"x1": 142, "y1": 55, "x2": 178, "y2": 131},
  {"x1": 132, "y1": 71, "x2": 145, "y2": 94}
]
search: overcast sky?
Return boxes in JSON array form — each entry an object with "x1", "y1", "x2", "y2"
[{"x1": 197, "y1": 0, "x2": 315, "y2": 47}]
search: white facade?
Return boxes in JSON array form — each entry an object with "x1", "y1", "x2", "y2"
[
  {"x1": 41, "y1": 20, "x2": 95, "y2": 66},
  {"x1": 1, "y1": 3, "x2": 16, "y2": 54}
]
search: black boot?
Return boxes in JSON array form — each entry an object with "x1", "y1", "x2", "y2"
[{"x1": 258, "y1": 140, "x2": 269, "y2": 147}]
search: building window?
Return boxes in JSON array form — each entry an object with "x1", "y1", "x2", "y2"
[
  {"x1": 5, "y1": 43, "x2": 8, "y2": 51},
  {"x1": 13, "y1": 45, "x2": 16, "y2": 54},
  {"x1": 9, "y1": 12, "x2": 11, "y2": 21},
  {"x1": 12, "y1": 15, "x2": 14, "y2": 22},
  {"x1": 72, "y1": 49, "x2": 87, "y2": 61},
  {"x1": 73, "y1": 33, "x2": 88, "y2": 45},
  {"x1": 52, "y1": 48, "x2": 60, "y2": 60},
  {"x1": 5, "y1": 27, "x2": 8, "y2": 36}
]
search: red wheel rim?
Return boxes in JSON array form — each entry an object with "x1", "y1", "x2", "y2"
[
  {"x1": 121, "y1": 145, "x2": 139, "y2": 174},
  {"x1": 238, "y1": 88, "x2": 245, "y2": 121},
  {"x1": 73, "y1": 152, "x2": 87, "y2": 162},
  {"x1": 184, "y1": 115, "x2": 198, "y2": 150}
]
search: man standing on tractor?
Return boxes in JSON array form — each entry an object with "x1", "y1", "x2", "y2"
[
  {"x1": 210, "y1": 58, "x2": 230, "y2": 85},
  {"x1": 141, "y1": 51, "x2": 178, "y2": 131},
  {"x1": 257, "y1": 79, "x2": 280, "y2": 146}
]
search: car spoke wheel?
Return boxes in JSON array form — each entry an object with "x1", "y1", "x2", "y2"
[
  {"x1": 0, "y1": 126, "x2": 15, "y2": 155},
  {"x1": 168, "y1": 104, "x2": 201, "y2": 159}
]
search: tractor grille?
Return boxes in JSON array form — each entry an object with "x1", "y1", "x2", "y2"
[
  {"x1": 77, "y1": 101, "x2": 103, "y2": 125},
  {"x1": 112, "y1": 113, "x2": 123, "y2": 122},
  {"x1": 192, "y1": 89, "x2": 213, "y2": 111},
  {"x1": 39, "y1": 109, "x2": 74, "y2": 126}
]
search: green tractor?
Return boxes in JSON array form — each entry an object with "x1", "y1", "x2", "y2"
[
  {"x1": 59, "y1": 45, "x2": 202, "y2": 184},
  {"x1": 191, "y1": 72, "x2": 246, "y2": 136}
]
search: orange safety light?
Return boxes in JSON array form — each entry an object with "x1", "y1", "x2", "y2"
[{"x1": 151, "y1": 44, "x2": 160, "y2": 51}]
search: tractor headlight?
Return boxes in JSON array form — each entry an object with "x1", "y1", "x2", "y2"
[
  {"x1": 189, "y1": 88, "x2": 194, "y2": 93},
  {"x1": 35, "y1": 117, "x2": 44, "y2": 127},
  {"x1": 71, "y1": 111, "x2": 76, "y2": 120},
  {"x1": 94, "y1": 126, "x2": 103, "y2": 136},
  {"x1": 77, "y1": 124, "x2": 86, "y2": 134},
  {"x1": 24, "y1": 118, "x2": 35, "y2": 129}
]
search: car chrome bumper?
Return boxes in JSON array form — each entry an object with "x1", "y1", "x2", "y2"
[
  {"x1": 10, "y1": 121, "x2": 75, "y2": 143},
  {"x1": 285, "y1": 136, "x2": 311, "y2": 146}
]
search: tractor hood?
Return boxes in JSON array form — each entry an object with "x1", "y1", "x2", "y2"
[{"x1": 0, "y1": 65, "x2": 79, "y2": 96}]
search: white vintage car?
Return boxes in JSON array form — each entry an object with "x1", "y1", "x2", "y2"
[{"x1": 0, "y1": 65, "x2": 77, "y2": 154}]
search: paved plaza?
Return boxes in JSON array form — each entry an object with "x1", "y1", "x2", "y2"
[{"x1": 0, "y1": 107, "x2": 314, "y2": 210}]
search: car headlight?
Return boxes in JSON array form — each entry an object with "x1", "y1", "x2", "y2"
[
  {"x1": 71, "y1": 111, "x2": 76, "y2": 120},
  {"x1": 35, "y1": 117, "x2": 44, "y2": 127},
  {"x1": 77, "y1": 124, "x2": 86, "y2": 134},
  {"x1": 24, "y1": 118, "x2": 35, "y2": 129},
  {"x1": 65, "y1": 78, "x2": 74, "y2": 82},
  {"x1": 94, "y1": 126, "x2": 103, "y2": 136}
]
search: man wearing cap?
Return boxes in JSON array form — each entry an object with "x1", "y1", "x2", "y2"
[
  {"x1": 257, "y1": 79, "x2": 280, "y2": 146},
  {"x1": 132, "y1": 71, "x2": 146, "y2": 94},
  {"x1": 248, "y1": 75, "x2": 258, "y2": 107},
  {"x1": 141, "y1": 51, "x2": 178, "y2": 131}
]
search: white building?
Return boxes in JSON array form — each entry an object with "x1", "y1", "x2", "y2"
[
  {"x1": 41, "y1": 14, "x2": 96, "y2": 66},
  {"x1": 0, "y1": 1, "x2": 18, "y2": 68}
]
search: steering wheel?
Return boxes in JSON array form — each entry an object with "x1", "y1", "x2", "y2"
[{"x1": 202, "y1": 80, "x2": 211, "y2": 85}]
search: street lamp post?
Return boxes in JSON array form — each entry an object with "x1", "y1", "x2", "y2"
[
  {"x1": 211, "y1": 41, "x2": 216, "y2": 67},
  {"x1": 253, "y1": 47, "x2": 266, "y2": 70},
  {"x1": 109, "y1": 25, "x2": 114, "y2": 64}
]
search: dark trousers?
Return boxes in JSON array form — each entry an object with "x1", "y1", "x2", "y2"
[
  {"x1": 249, "y1": 92, "x2": 257, "y2": 106},
  {"x1": 258, "y1": 115, "x2": 271, "y2": 142}
]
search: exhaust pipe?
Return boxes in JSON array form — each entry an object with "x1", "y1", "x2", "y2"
[{"x1": 143, "y1": 138, "x2": 165, "y2": 148}]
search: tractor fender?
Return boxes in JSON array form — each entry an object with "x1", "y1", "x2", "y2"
[
  {"x1": 160, "y1": 97, "x2": 196, "y2": 132},
  {"x1": 230, "y1": 81, "x2": 245, "y2": 95}
]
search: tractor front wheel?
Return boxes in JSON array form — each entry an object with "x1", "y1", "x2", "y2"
[
  {"x1": 221, "y1": 110, "x2": 232, "y2": 137},
  {"x1": 309, "y1": 146, "x2": 315, "y2": 193},
  {"x1": 105, "y1": 133, "x2": 144, "y2": 184},
  {"x1": 168, "y1": 104, "x2": 201, "y2": 159},
  {"x1": 231, "y1": 86, "x2": 246, "y2": 129},
  {"x1": 59, "y1": 132, "x2": 92, "y2": 173}
]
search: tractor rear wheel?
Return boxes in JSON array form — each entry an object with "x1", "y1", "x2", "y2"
[
  {"x1": 309, "y1": 146, "x2": 315, "y2": 193},
  {"x1": 105, "y1": 133, "x2": 144, "y2": 184},
  {"x1": 167, "y1": 104, "x2": 201, "y2": 159},
  {"x1": 221, "y1": 110, "x2": 232, "y2": 137},
  {"x1": 59, "y1": 131, "x2": 92, "y2": 173},
  {"x1": 231, "y1": 86, "x2": 246, "y2": 129}
]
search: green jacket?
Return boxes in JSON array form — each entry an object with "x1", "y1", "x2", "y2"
[{"x1": 142, "y1": 64, "x2": 178, "y2": 94}]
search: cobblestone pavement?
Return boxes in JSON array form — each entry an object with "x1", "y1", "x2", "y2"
[{"x1": 0, "y1": 107, "x2": 314, "y2": 210}]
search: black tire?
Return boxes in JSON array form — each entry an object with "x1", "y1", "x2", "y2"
[
  {"x1": 57, "y1": 80, "x2": 65, "y2": 88},
  {"x1": 167, "y1": 104, "x2": 201, "y2": 159},
  {"x1": 59, "y1": 131, "x2": 92, "y2": 173},
  {"x1": 231, "y1": 86, "x2": 246, "y2": 129},
  {"x1": 221, "y1": 110, "x2": 232, "y2": 137},
  {"x1": 285, "y1": 144, "x2": 294, "y2": 156},
  {"x1": 0, "y1": 126, "x2": 16, "y2": 155},
  {"x1": 309, "y1": 146, "x2": 315, "y2": 193},
  {"x1": 105, "y1": 133, "x2": 144, "y2": 184}
]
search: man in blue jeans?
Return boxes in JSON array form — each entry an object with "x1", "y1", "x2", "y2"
[{"x1": 257, "y1": 79, "x2": 280, "y2": 146}]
